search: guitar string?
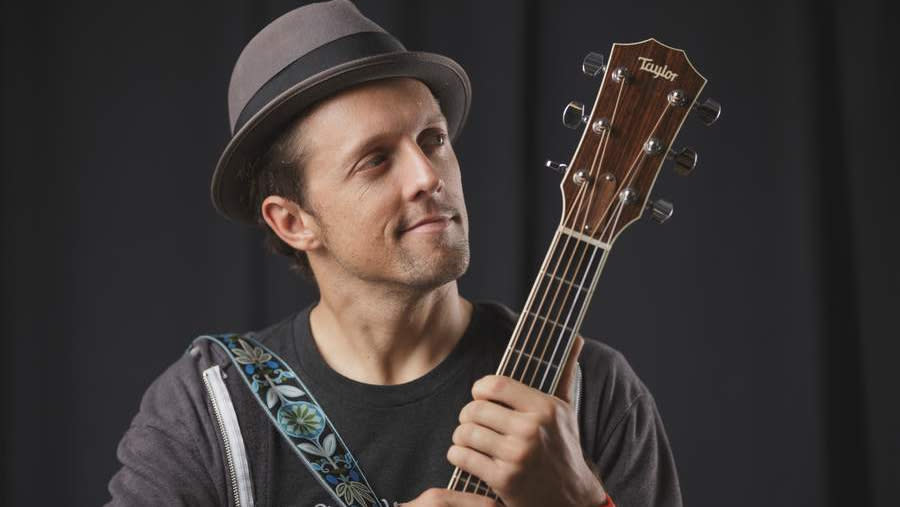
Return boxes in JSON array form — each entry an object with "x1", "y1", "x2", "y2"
[
  {"x1": 525, "y1": 97, "x2": 676, "y2": 395},
  {"x1": 446, "y1": 151, "x2": 597, "y2": 493},
  {"x1": 447, "y1": 140, "x2": 598, "y2": 495},
  {"x1": 499, "y1": 77, "x2": 626, "y2": 387},
  {"x1": 519, "y1": 81, "x2": 631, "y2": 390},
  {"x1": 519, "y1": 127, "x2": 619, "y2": 389},
  {"x1": 532, "y1": 100, "x2": 674, "y2": 394},
  {"x1": 449, "y1": 177, "x2": 594, "y2": 495},
  {"x1": 452, "y1": 74, "x2": 627, "y2": 495},
  {"x1": 509, "y1": 126, "x2": 612, "y2": 388},
  {"x1": 454, "y1": 189, "x2": 600, "y2": 496},
  {"x1": 504, "y1": 74, "x2": 630, "y2": 393}
]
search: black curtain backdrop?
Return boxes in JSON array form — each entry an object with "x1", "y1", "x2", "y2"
[{"x1": 2, "y1": 0, "x2": 898, "y2": 505}]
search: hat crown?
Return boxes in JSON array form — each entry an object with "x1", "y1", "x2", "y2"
[{"x1": 227, "y1": 0, "x2": 393, "y2": 132}]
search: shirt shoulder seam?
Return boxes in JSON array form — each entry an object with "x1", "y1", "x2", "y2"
[{"x1": 596, "y1": 391, "x2": 649, "y2": 452}]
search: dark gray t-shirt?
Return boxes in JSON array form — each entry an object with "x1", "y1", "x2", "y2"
[{"x1": 107, "y1": 300, "x2": 682, "y2": 506}]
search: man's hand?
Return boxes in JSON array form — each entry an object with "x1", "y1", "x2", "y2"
[{"x1": 446, "y1": 335, "x2": 608, "y2": 507}]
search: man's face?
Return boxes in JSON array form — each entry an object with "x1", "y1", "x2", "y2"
[{"x1": 297, "y1": 77, "x2": 470, "y2": 291}]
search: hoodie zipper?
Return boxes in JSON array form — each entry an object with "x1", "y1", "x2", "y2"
[{"x1": 202, "y1": 365, "x2": 255, "y2": 507}]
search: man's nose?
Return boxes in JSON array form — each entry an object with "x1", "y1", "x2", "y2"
[{"x1": 399, "y1": 139, "x2": 443, "y2": 201}]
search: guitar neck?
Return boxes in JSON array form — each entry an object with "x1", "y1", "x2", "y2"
[
  {"x1": 498, "y1": 226, "x2": 610, "y2": 394},
  {"x1": 447, "y1": 228, "x2": 610, "y2": 495}
]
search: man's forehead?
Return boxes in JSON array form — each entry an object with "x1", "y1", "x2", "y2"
[{"x1": 300, "y1": 78, "x2": 446, "y2": 163}]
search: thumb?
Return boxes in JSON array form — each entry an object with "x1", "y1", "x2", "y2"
[{"x1": 554, "y1": 334, "x2": 584, "y2": 404}]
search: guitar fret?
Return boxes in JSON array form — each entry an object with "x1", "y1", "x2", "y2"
[
  {"x1": 506, "y1": 345, "x2": 562, "y2": 372},
  {"x1": 559, "y1": 226, "x2": 611, "y2": 250},
  {"x1": 542, "y1": 271, "x2": 588, "y2": 294},
  {"x1": 466, "y1": 481, "x2": 493, "y2": 495},
  {"x1": 526, "y1": 310, "x2": 575, "y2": 335},
  {"x1": 453, "y1": 473, "x2": 495, "y2": 495}
]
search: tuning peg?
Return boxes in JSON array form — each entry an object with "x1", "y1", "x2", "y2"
[
  {"x1": 545, "y1": 160, "x2": 568, "y2": 174},
  {"x1": 582, "y1": 52, "x2": 606, "y2": 78},
  {"x1": 562, "y1": 101, "x2": 587, "y2": 129},
  {"x1": 692, "y1": 98, "x2": 721, "y2": 126},
  {"x1": 646, "y1": 198, "x2": 674, "y2": 224},
  {"x1": 667, "y1": 147, "x2": 699, "y2": 176}
]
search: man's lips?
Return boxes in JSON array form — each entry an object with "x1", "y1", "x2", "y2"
[{"x1": 401, "y1": 213, "x2": 455, "y2": 233}]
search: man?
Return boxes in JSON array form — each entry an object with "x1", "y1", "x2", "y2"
[{"x1": 106, "y1": 1, "x2": 682, "y2": 506}]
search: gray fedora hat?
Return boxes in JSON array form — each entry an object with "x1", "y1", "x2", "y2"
[{"x1": 211, "y1": 0, "x2": 472, "y2": 224}]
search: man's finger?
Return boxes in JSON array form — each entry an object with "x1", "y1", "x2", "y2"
[
  {"x1": 458, "y1": 399, "x2": 520, "y2": 436},
  {"x1": 471, "y1": 374, "x2": 544, "y2": 412},
  {"x1": 447, "y1": 444, "x2": 499, "y2": 488},
  {"x1": 452, "y1": 422, "x2": 518, "y2": 462},
  {"x1": 554, "y1": 334, "x2": 584, "y2": 404}
]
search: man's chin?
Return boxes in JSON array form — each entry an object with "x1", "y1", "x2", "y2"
[{"x1": 401, "y1": 243, "x2": 470, "y2": 290}]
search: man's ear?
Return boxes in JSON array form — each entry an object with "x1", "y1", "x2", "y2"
[{"x1": 260, "y1": 195, "x2": 321, "y2": 252}]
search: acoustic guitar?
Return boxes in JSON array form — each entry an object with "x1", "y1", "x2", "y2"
[{"x1": 446, "y1": 38, "x2": 720, "y2": 497}]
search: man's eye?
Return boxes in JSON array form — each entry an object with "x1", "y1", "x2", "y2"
[
  {"x1": 424, "y1": 131, "x2": 446, "y2": 147},
  {"x1": 361, "y1": 154, "x2": 387, "y2": 170}
]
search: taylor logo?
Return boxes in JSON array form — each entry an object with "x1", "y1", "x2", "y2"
[{"x1": 637, "y1": 56, "x2": 678, "y2": 81}]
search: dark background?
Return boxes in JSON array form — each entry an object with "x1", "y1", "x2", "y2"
[{"x1": 2, "y1": 0, "x2": 898, "y2": 505}]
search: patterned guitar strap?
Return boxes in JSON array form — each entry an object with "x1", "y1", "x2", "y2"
[{"x1": 193, "y1": 332, "x2": 380, "y2": 507}]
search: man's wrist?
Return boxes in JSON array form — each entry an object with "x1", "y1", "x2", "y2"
[
  {"x1": 581, "y1": 468, "x2": 609, "y2": 506},
  {"x1": 583, "y1": 457, "x2": 612, "y2": 506},
  {"x1": 589, "y1": 487, "x2": 610, "y2": 506}
]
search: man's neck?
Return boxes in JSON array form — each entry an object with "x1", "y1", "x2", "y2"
[{"x1": 308, "y1": 281, "x2": 473, "y2": 385}]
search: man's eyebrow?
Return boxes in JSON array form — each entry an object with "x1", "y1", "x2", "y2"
[
  {"x1": 423, "y1": 111, "x2": 448, "y2": 126},
  {"x1": 338, "y1": 132, "x2": 390, "y2": 171}
]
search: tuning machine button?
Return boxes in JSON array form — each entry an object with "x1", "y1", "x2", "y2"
[
  {"x1": 545, "y1": 160, "x2": 568, "y2": 174},
  {"x1": 582, "y1": 52, "x2": 606, "y2": 78},
  {"x1": 646, "y1": 198, "x2": 674, "y2": 224},
  {"x1": 667, "y1": 147, "x2": 698, "y2": 176},
  {"x1": 562, "y1": 101, "x2": 587, "y2": 129},
  {"x1": 692, "y1": 98, "x2": 721, "y2": 126}
]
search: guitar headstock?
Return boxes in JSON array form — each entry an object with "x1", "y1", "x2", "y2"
[{"x1": 553, "y1": 38, "x2": 719, "y2": 247}]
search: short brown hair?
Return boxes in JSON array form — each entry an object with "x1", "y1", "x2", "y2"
[{"x1": 240, "y1": 114, "x2": 316, "y2": 282}]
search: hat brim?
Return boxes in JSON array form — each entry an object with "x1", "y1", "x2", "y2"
[{"x1": 210, "y1": 50, "x2": 472, "y2": 224}]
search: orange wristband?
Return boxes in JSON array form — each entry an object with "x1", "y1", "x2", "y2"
[{"x1": 598, "y1": 494, "x2": 615, "y2": 507}]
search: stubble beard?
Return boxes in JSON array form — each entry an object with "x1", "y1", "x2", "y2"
[
  {"x1": 316, "y1": 217, "x2": 471, "y2": 293},
  {"x1": 395, "y1": 232, "x2": 470, "y2": 291}
]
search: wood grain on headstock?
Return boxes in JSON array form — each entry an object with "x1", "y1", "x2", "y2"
[{"x1": 560, "y1": 38, "x2": 707, "y2": 246}]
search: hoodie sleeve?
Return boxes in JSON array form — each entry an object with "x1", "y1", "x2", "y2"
[
  {"x1": 578, "y1": 339, "x2": 683, "y2": 507},
  {"x1": 105, "y1": 344, "x2": 230, "y2": 506}
]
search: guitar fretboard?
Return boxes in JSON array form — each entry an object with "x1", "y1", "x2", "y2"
[
  {"x1": 448, "y1": 227, "x2": 610, "y2": 496},
  {"x1": 500, "y1": 229, "x2": 608, "y2": 393}
]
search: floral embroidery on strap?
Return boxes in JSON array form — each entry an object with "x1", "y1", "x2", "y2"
[{"x1": 193, "y1": 333, "x2": 379, "y2": 507}]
